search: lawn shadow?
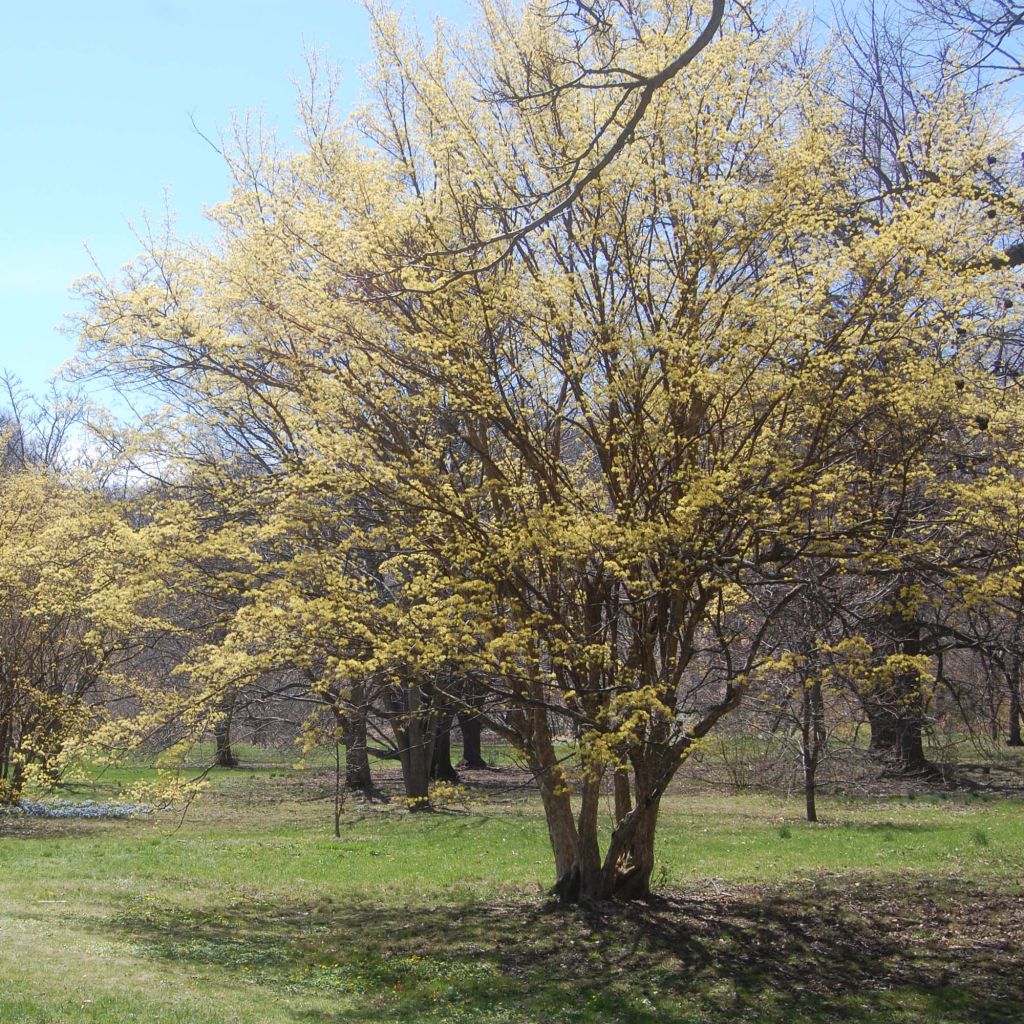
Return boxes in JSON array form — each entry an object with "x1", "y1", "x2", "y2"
[
  {"x1": 0, "y1": 816, "x2": 135, "y2": 840},
  {"x1": 102, "y1": 875, "x2": 1024, "y2": 1023},
  {"x1": 830, "y1": 820, "x2": 941, "y2": 833}
]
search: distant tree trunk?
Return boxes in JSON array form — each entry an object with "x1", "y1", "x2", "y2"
[
  {"x1": 341, "y1": 684, "x2": 373, "y2": 790},
  {"x1": 866, "y1": 705, "x2": 930, "y2": 773},
  {"x1": 1009, "y1": 599, "x2": 1024, "y2": 748},
  {"x1": 801, "y1": 678, "x2": 825, "y2": 822},
  {"x1": 431, "y1": 711, "x2": 460, "y2": 781},
  {"x1": 214, "y1": 698, "x2": 239, "y2": 768},
  {"x1": 457, "y1": 698, "x2": 488, "y2": 769},
  {"x1": 8, "y1": 758, "x2": 26, "y2": 803},
  {"x1": 390, "y1": 682, "x2": 435, "y2": 811},
  {"x1": 865, "y1": 614, "x2": 934, "y2": 777},
  {"x1": 333, "y1": 741, "x2": 344, "y2": 838},
  {"x1": 1008, "y1": 657, "x2": 1023, "y2": 747},
  {"x1": 0, "y1": 717, "x2": 13, "y2": 801},
  {"x1": 250, "y1": 712, "x2": 268, "y2": 747}
]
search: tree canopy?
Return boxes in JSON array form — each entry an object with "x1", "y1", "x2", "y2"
[{"x1": 2, "y1": 0, "x2": 1020, "y2": 903}]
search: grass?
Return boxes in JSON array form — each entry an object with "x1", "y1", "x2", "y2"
[{"x1": 2, "y1": 758, "x2": 1023, "y2": 1023}]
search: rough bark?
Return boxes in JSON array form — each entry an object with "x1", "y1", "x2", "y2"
[
  {"x1": 596, "y1": 748, "x2": 673, "y2": 901},
  {"x1": 865, "y1": 614, "x2": 935, "y2": 776},
  {"x1": 341, "y1": 685, "x2": 373, "y2": 790},
  {"x1": 390, "y1": 683, "x2": 435, "y2": 811},
  {"x1": 456, "y1": 710, "x2": 488, "y2": 769},
  {"x1": 431, "y1": 711, "x2": 460, "y2": 782},
  {"x1": 524, "y1": 702, "x2": 579, "y2": 899},
  {"x1": 610, "y1": 799, "x2": 661, "y2": 900},
  {"x1": 214, "y1": 713, "x2": 239, "y2": 768},
  {"x1": 613, "y1": 768, "x2": 632, "y2": 824},
  {"x1": 867, "y1": 704, "x2": 932, "y2": 774}
]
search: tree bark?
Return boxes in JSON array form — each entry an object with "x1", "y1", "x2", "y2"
[
  {"x1": 520, "y1": 700, "x2": 580, "y2": 900},
  {"x1": 431, "y1": 711, "x2": 460, "y2": 781},
  {"x1": 341, "y1": 685, "x2": 373, "y2": 790},
  {"x1": 801, "y1": 678, "x2": 825, "y2": 823},
  {"x1": 214, "y1": 713, "x2": 238, "y2": 768},
  {"x1": 864, "y1": 614, "x2": 935, "y2": 776},
  {"x1": 610, "y1": 798, "x2": 661, "y2": 900},
  {"x1": 390, "y1": 683, "x2": 435, "y2": 811},
  {"x1": 613, "y1": 768, "x2": 632, "y2": 824},
  {"x1": 1008, "y1": 657, "x2": 1023, "y2": 747},
  {"x1": 866, "y1": 705, "x2": 931, "y2": 773},
  {"x1": 8, "y1": 756, "x2": 26, "y2": 803},
  {"x1": 456, "y1": 710, "x2": 488, "y2": 769}
]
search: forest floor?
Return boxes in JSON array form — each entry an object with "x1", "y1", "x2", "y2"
[{"x1": 1, "y1": 745, "x2": 1023, "y2": 1023}]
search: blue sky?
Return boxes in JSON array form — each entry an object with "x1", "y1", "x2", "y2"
[{"x1": 0, "y1": 0, "x2": 469, "y2": 395}]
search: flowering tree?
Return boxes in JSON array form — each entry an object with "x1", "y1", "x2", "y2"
[{"x1": 78, "y1": 0, "x2": 1024, "y2": 899}]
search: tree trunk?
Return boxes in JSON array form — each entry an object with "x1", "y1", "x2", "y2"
[
  {"x1": 801, "y1": 677, "x2": 825, "y2": 823},
  {"x1": 390, "y1": 683, "x2": 435, "y2": 811},
  {"x1": 517, "y1": 699, "x2": 580, "y2": 900},
  {"x1": 576, "y1": 773, "x2": 604, "y2": 897},
  {"x1": 250, "y1": 712, "x2": 268, "y2": 747},
  {"x1": 431, "y1": 712, "x2": 460, "y2": 781},
  {"x1": 214, "y1": 712, "x2": 239, "y2": 768},
  {"x1": 538, "y1": 762, "x2": 580, "y2": 902},
  {"x1": 596, "y1": 784, "x2": 663, "y2": 901},
  {"x1": 8, "y1": 756, "x2": 26, "y2": 803},
  {"x1": 613, "y1": 768, "x2": 632, "y2": 824},
  {"x1": 866, "y1": 705, "x2": 932, "y2": 773},
  {"x1": 342, "y1": 685, "x2": 373, "y2": 790},
  {"x1": 0, "y1": 717, "x2": 12, "y2": 798},
  {"x1": 1008, "y1": 657, "x2": 1023, "y2": 747},
  {"x1": 864, "y1": 614, "x2": 934, "y2": 776},
  {"x1": 612, "y1": 798, "x2": 661, "y2": 900},
  {"x1": 456, "y1": 711, "x2": 488, "y2": 769}
]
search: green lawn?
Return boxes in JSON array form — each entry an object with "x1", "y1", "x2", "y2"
[{"x1": 2, "y1": 761, "x2": 1023, "y2": 1023}]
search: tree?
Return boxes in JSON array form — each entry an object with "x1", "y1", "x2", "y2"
[
  {"x1": 0, "y1": 452, "x2": 153, "y2": 802},
  {"x1": 914, "y1": 0, "x2": 1024, "y2": 78},
  {"x1": 77, "y1": 0, "x2": 1024, "y2": 900}
]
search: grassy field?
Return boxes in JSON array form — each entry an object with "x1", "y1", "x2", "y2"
[{"x1": 2, "y1": 752, "x2": 1023, "y2": 1024}]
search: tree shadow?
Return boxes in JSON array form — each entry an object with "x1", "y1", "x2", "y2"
[
  {"x1": 0, "y1": 816, "x2": 133, "y2": 840},
  {"x1": 830, "y1": 820, "x2": 940, "y2": 832},
  {"x1": 101, "y1": 875, "x2": 1024, "y2": 1023}
]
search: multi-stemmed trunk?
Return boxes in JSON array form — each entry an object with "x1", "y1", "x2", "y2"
[
  {"x1": 801, "y1": 677, "x2": 826, "y2": 822},
  {"x1": 390, "y1": 683, "x2": 436, "y2": 811},
  {"x1": 542, "y1": 761, "x2": 666, "y2": 904},
  {"x1": 518, "y1": 689, "x2": 678, "y2": 904}
]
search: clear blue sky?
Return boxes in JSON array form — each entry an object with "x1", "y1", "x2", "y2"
[{"x1": 0, "y1": 0, "x2": 469, "y2": 395}]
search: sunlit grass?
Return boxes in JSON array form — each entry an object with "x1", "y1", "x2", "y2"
[{"x1": 2, "y1": 756, "x2": 1022, "y2": 1023}]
